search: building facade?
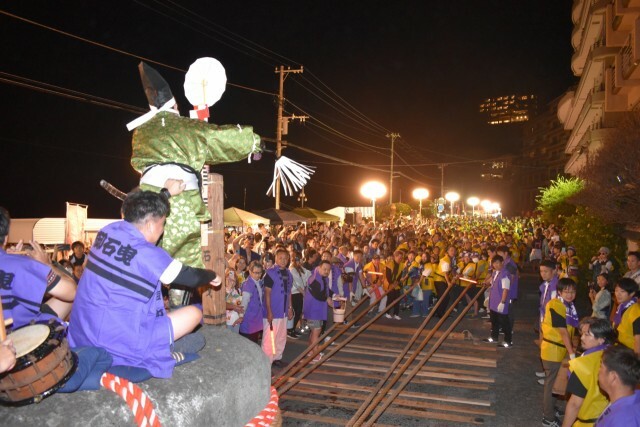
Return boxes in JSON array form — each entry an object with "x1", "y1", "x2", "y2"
[
  {"x1": 558, "y1": 0, "x2": 640, "y2": 174},
  {"x1": 479, "y1": 94, "x2": 537, "y2": 125},
  {"x1": 519, "y1": 96, "x2": 571, "y2": 214}
]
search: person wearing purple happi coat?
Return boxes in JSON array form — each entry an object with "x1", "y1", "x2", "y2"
[
  {"x1": 303, "y1": 261, "x2": 333, "y2": 362},
  {"x1": 239, "y1": 260, "x2": 264, "y2": 344},
  {"x1": 261, "y1": 248, "x2": 294, "y2": 366},
  {"x1": 539, "y1": 260, "x2": 559, "y2": 326},
  {"x1": 485, "y1": 255, "x2": 512, "y2": 347},
  {"x1": 68, "y1": 191, "x2": 221, "y2": 380}
]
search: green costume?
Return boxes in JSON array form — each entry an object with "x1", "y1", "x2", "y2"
[{"x1": 131, "y1": 111, "x2": 260, "y2": 268}]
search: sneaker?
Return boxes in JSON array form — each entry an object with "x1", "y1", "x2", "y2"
[
  {"x1": 409, "y1": 314, "x2": 420, "y2": 318},
  {"x1": 324, "y1": 336, "x2": 331, "y2": 343},
  {"x1": 538, "y1": 378, "x2": 545, "y2": 385},
  {"x1": 481, "y1": 315, "x2": 490, "y2": 319},
  {"x1": 309, "y1": 354, "x2": 323, "y2": 364},
  {"x1": 271, "y1": 360, "x2": 285, "y2": 368},
  {"x1": 385, "y1": 314, "x2": 393, "y2": 319},
  {"x1": 554, "y1": 407, "x2": 565, "y2": 418},
  {"x1": 535, "y1": 371, "x2": 546, "y2": 378},
  {"x1": 497, "y1": 341, "x2": 512, "y2": 348},
  {"x1": 343, "y1": 321, "x2": 349, "y2": 325},
  {"x1": 541, "y1": 417, "x2": 560, "y2": 427},
  {"x1": 482, "y1": 338, "x2": 495, "y2": 343},
  {"x1": 351, "y1": 323, "x2": 361, "y2": 328},
  {"x1": 287, "y1": 331, "x2": 299, "y2": 339},
  {"x1": 393, "y1": 315, "x2": 401, "y2": 320}
]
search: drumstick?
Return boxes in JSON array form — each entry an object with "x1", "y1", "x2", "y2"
[
  {"x1": 269, "y1": 322, "x2": 276, "y2": 356},
  {"x1": 459, "y1": 277, "x2": 478, "y2": 284},
  {"x1": 366, "y1": 271, "x2": 384, "y2": 276},
  {"x1": 0, "y1": 298, "x2": 6, "y2": 341}
]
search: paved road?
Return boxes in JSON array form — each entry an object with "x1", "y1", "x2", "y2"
[{"x1": 275, "y1": 272, "x2": 556, "y2": 427}]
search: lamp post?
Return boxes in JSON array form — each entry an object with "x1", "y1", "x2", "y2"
[
  {"x1": 412, "y1": 188, "x2": 429, "y2": 220},
  {"x1": 480, "y1": 199, "x2": 492, "y2": 217},
  {"x1": 361, "y1": 181, "x2": 386, "y2": 226},
  {"x1": 466, "y1": 196, "x2": 480, "y2": 216},
  {"x1": 297, "y1": 186, "x2": 307, "y2": 208},
  {"x1": 444, "y1": 191, "x2": 460, "y2": 217}
]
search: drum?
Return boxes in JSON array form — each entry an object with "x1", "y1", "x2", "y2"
[{"x1": 0, "y1": 319, "x2": 78, "y2": 406}]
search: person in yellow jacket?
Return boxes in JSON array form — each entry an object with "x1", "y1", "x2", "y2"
[
  {"x1": 363, "y1": 254, "x2": 388, "y2": 314},
  {"x1": 384, "y1": 250, "x2": 406, "y2": 320},
  {"x1": 612, "y1": 277, "x2": 640, "y2": 356},
  {"x1": 563, "y1": 317, "x2": 616, "y2": 427},
  {"x1": 459, "y1": 251, "x2": 479, "y2": 318},
  {"x1": 541, "y1": 278, "x2": 579, "y2": 427},
  {"x1": 432, "y1": 246, "x2": 457, "y2": 318}
]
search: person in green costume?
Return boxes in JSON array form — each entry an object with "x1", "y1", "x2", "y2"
[{"x1": 127, "y1": 62, "x2": 262, "y2": 304}]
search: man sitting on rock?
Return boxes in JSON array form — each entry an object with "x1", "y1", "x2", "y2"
[{"x1": 68, "y1": 190, "x2": 222, "y2": 381}]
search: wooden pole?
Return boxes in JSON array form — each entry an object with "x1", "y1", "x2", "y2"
[
  {"x1": 348, "y1": 283, "x2": 470, "y2": 426},
  {"x1": 202, "y1": 173, "x2": 226, "y2": 325},
  {"x1": 361, "y1": 284, "x2": 489, "y2": 426},
  {"x1": 0, "y1": 299, "x2": 6, "y2": 341},
  {"x1": 272, "y1": 292, "x2": 374, "y2": 384},
  {"x1": 275, "y1": 283, "x2": 418, "y2": 395}
]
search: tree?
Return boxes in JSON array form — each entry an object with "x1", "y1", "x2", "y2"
[
  {"x1": 536, "y1": 176, "x2": 584, "y2": 224},
  {"x1": 574, "y1": 113, "x2": 640, "y2": 227}
]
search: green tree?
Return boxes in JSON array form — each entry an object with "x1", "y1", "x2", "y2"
[{"x1": 536, "y1": 176, "x2": 584, "y2": 224}]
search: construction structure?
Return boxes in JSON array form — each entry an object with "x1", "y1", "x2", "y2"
[
  {"x1": 479, "y1": 94, "x2": 537, "y2": 125},
  {"x1": 557, "y1": 0, "x2": 640, "y2": 174}
]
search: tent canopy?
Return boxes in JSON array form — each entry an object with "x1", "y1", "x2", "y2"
[
  {"x1": 255, "y1": 208, "x2": 307, "y2": 226},
  {"x1": 292, "y1": 207, "x2": 340, "y2": 222},
  {"x1": 223, "y1": 207, "x2": 270, "y2": 227}
]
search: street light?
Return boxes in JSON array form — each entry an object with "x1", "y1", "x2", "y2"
[
  {"x1": 466, "y1": 196, "x2": 480, "y2": 216},
  {"x1": 480, "y1": 199, "x2": 492, "y2": 216},
  {"x1": 444, "y1": 191, "x2": 460, "y2": 217},
  {"x1": 361, "y1": 181, "x2": 386, "y2": 225},
  {"x1": 412, "y1": 188, "x2": 429, "y2": 219}
]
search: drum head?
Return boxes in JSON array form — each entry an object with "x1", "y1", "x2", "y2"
[{"x1": 10, "y1": 324, "x2": 51, "y2": 358}]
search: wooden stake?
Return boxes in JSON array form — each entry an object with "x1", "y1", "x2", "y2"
[{"x1": 202, "y1": 173, "x2": 226, "y2": 325}]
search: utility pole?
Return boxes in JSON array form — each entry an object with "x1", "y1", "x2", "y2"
[
  {"x1": 275, "y1": 65, "x2": 304, "y2": 209},
  {"x1": 439, "y1": 163, "x2": 446, "y2": 198},
  {"x1": 297, "y1": 186, "x2": 307, "y2": 208},
  {"x1": 386, "y1": 133, "x2": 400, "y2": 205}
]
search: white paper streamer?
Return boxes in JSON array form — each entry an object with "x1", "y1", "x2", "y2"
[{"x1": 266, "y1": 156, "x2": 315, "y2": 197}]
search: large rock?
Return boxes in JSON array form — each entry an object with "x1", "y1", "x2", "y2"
[{"x1": 1, "y1": 327, "x2": 272, "y2": 426}]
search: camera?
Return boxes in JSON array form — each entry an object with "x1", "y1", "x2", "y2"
[{"x1": 587, "y1": 282, "x2": 599, "y2": 293}]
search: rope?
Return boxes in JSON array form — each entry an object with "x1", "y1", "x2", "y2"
[
  {"x1": 244, "y1": 386, "x2": 280, "y2": 427},
  {"x1": 100, "y1": 372, "x2": 162, "y2": 427}
]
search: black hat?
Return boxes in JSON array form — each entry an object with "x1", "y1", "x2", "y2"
[{"x1": 138, "y1": 62, "x2": 173, "y2": 108}]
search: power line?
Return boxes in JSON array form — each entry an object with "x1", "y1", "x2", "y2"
[{"x1": 0, "y1": 8, "x2": 277, "y2": 97}]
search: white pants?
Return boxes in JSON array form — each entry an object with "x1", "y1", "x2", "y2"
[{"x1": 261, "y1": 318, "x2": 287, "y2": 363}]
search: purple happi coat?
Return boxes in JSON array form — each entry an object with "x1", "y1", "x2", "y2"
[{"x1": 68, "y1": 220, "x2": 176, "y2": 378}]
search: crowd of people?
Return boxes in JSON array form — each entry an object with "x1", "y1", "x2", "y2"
[{"x1": 1, "y1": 197, "x2": 639, "y2": 425}]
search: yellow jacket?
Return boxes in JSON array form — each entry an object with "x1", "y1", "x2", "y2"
[
  {"x1": 568, "y1": 349, "x2": 608, "y2": 426},
  {"x1": 541, "y1": 298, "x2": 575, "y2": 362},
  {"x1": 616, "y1": 301, "x2": 640, "y2": 350}
]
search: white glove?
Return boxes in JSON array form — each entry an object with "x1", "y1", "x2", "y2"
[
  {"x1": 497, "y1": 302, "x2": 505, "y2": 313},
  {"x1": 211, "y1": 274, "x2": 222, "y2": 287},
  {"x1": 569, "y1": 353, "x2": 576, "y2": 360}
]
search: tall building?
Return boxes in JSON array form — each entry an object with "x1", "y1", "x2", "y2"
[
  {"x1": 558, "y1": 0, "x2": 640, "y2": 174},
  {"x1": 518, "y1": 95, "x2": 571, "y2": 214},
  {"x1": 479, "y1": 94, "x2": 538, "y2": 125}
]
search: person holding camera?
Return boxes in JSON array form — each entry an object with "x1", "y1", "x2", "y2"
[
  {"x1": 589, "y1": 247, "x2": 615, "y2": 283},
  {"x1": 589, "y1": 273, "x2": 612, "y2": 319}
]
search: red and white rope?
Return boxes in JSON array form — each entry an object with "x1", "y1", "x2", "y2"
[
  {"x1": 101, "y1": 372, "x2": 162, "y2": 427},
  {"x1": 244, "y1": 386, "x2": 280, "y2": 427}
]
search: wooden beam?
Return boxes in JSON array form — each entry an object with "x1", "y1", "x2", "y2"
[
  {"x1": 290, "y1": 378, "x2": 492, "y2": 407},
  {"x1": 281, "y1": 394, "x2": 486, "y2": 425},
  {"x1": 322, "y1": 361, "x2": 494, "y2": 384},
  {"x1": 353, "y1": 331, "x2": 496, "y2": 352},
  {"x1": 313, "y1": 368, "x2": 490, "y2": 390},
  {"x1": 280, "y1": 411, "x2": 395, "y2": 427},
  {"x1": 290, "y1": 386, "x2": 496, "y2": 416},
  {"x1": 326, "y1": 355, "x2": 492, "y2": 376},
  {"x1": 329, "y1": 342, "x2": 496, "y2": 368}
]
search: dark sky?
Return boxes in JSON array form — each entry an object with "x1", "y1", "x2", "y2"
[{"x1": 0, "y1": 1, "x2": 576, "y2": 218}]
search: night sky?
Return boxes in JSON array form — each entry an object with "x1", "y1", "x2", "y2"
[{"x1": 0, "y1": 1, "x2": 576, "y2": 218}]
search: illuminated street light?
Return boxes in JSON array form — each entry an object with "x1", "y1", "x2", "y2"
[
  {"x1": 480, "y1": 199, "x2": 492, "y2": 215},
  {"x1": 467, "y1": 196, "x2": 480, "y2": 216},
  {"x1": 412, "y1": 188, "x2": 429, "y2": 219},
  {"x1": 361, "y1": 181, "x2": 386, "y2": 225},
  {"x1": 444, "y1": 191, "x2": 460, "y2": 217},
  {"x1": 491, "y1": 202, "x2": 501, "y2": 216}
]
